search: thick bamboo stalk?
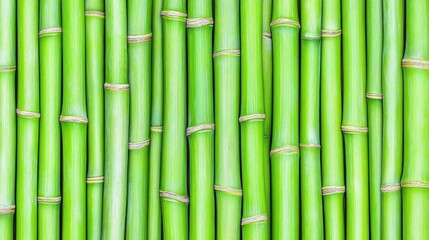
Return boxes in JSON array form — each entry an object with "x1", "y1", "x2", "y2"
[
  {"x1": 381, "y1": 1, "x2": 403, "y2": 239},
  {"x1": 401, "y1": 1, "x2": 429, "y2": 239},
  {"x1": 0, "y1": 0, "x2": 16, "y2": 239},
  {"x1": 213, "y1": 0, "x2": 242, "y2": 239},
  {"x1": 38, "y1": 0, "x2": 62, "y2": 239},
  {"x1": 61, "y1": 0, "x2": 87, "y2": 239},
  {"x1": 342, "y1": 0, "x2": 369, "y2": 239},
  {"x1": 126, "y1": 0, "x2": 152, "y2": 238},
  {"x1": 270, "y1": 0, "x2": 300, "y2": 239},
  {"x1": 16, "y1": 0, "x2": 39, "y2": 239},
  {"x1": 300, "y1": 0, "x2": 323, "y2": 239},
  {"x1": 85, "y1": 0, "x2": 105, "y2": 239},
  {"x1": 102, "y1": 0, "x2": 129, "y2": 239},
  {"x1": 160, "y1": 0, "x2": 188, "y2": 238},
  {"x1": 320, "y1": 0, "x2": 345, "y2": 239}
]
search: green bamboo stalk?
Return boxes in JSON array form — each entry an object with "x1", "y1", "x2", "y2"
[
  {"x1": 16, "y1": 0, "x2": 39, "y2": 239},
  {"x1": 0, "y1": 0, "x2": 16, "y2": 239},
  {"x1": 61, "y1": 0, "x2": 87, "y2": 239},
  {"x1": 381, "y1": 1, "x2": 403, "y2": 239},
  {"x1": 102, "y1": 0, "x2": 129, "y2": 239},
  {"x1": 300, "y1": 0, "x2": 323, "y2": 239},
  {"x1": 85, "y1": 0, "x2": 105, "y2": 239},
  {"x1": 38, "y1": 0, "x2": 62, "y2": 239},
  {"x1": 270, "y1": 0, "x2": 300, "y2": 239},
  {"x1": 320, "y1": 0, "x2": 345, "y2": 239},
  {"x1": 160, "y1": 0, "x2": 188, "y2": 238},
  {"x1": 366, "y1": 1, "x2": 383, "y2": 239},
  {"x1": 126, "y1": 0, "x2": 152, "y2": 238},
  {"x1": 401, "y1": 1, "x2": 429, "y2": 239},
  {"x1": 240, "y1": 0, "x2": 268, "y2": 238},
  {"x1": 147, "y1": 0, "x2": 163, "y2": 237},
  {"x1": 342, "y1": 0, "x2": 369, "y2": 239},
  {"x1": 213, "y1": 0, "x2": 242, "y2": 239}
]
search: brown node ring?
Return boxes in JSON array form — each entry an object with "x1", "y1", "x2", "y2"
[
  {"x1": 159, "y1": 190, "x2": 189, "y2": 204},
  {"x1": 241, "y1": 214, "x2": 268, "y2": 226}
]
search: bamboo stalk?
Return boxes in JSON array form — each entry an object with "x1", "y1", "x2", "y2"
[
  {"x1": 16, "y1": 0, "x2": 39, "y2": 239},
  {"x1": 102, "y1": 0, "x2": 129, "y2": 239},
  {"x1": 381, "y1": 1, "x2": 403, "y2": 239},
  {"x1": 320, "y1": 0, "x2": 345, "y2": 239},
  {"x1": 213, "y1": 0, "x2": 242, "y2": 239},
  {"x1": 342, "y1": 0, "x2": 369, "y2": 239},
  {"x1": 401, "y1": 1, "x2": 429, "y2": 239},
  {"x1": 38, "y1": 0, "x2": 62, "y2": 239},
  {"x1": 0, "y1": 0, "x2": 16, "y2": 239},
  {"x1": 85, "y1": 0, "x2": 105, "y2": 239},
  {"x1": 61, "y1": 0, "x2": 87, "y2": 239},
  {"x1": 126, "y1": 0, "x2": 152, "y2": 238},
  {"x1": 160, "y1": 0, "x2": 188, "y2": 238},
  {"x1": 300, "y1": 0, "x2": 323, "y2": 239}
]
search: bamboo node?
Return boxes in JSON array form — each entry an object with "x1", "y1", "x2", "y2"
[
  {"x1": 0, "y1": 205, "x2": 16, "y2": 215},
  {"x1": 402, "y1": 59, "x2": 429, "y2": 69},
  {"x1": 186, "y1": 123, "x2": 215, "y2": 136},
  {"x1": 59, "y1": 115, "x2": 89, "y2": 124},
  {"x1": 322, "y1": 186, "x2": 346, "y2": 195},
  {"x1": 160, "y1": 10, "x2": 187, "y2": 20},
  {"x1": 104, "y1": 83, "x2": 129, "y2": 91},
  {"x1": 37, "y1": 196, "x2": 62, "y2": 204},
  {"x1": 341, "y1": 125, "x2": 368, "y2": 133},
  {"x1": 214, "y1": 185, "x2": 243, "y2": 196},
  {"x1": 128, "y1": 139, "x2": 151, "y2": 150},
  {"x1": 16, "y1": 109, "x2": 41, "y2": 118},
  {"x1": 186, "y1": 18, "x2": 214, "y2": 28},
  {"x1": 87, "y1": 176, "x2": 105, "y2": 183},
  {"x1": 239, "y1": 114, "x2": 266, "y2": 123},
  {"x1": 380, "y1": 184, "x2": 401, "y2": 192},
  {"x1": 321, "y1": 29, "x2": 342, "y2": 37},
  {"x1": 150, "y1": 126, "x2": 163, "y2": 132},
  {"x1": 213, "y1": 50, "x2": 240, "y2": 58},
  {"x1": 241, "y1": 214, "x2": 268, "y2": 226},
  {"x1": 159, "y1": 190, "x2": 189, "y2": 204},
  {"x1": 366, "y1": 93, "x2": 383, "y2": 99},
  {"x1": 262, "y1": 32, "x2": 272, "y2": 39},
  {"x1": 299, "y1": 143, "x2": 321, "y2": 148},
  {"x1": 85, "y1": 11, "x2": 105, "y2": 18},
  {"x1": 0, "y1": 65, "x2": 16, "y2": 72},
  {"x1": 270, "y1": 18, "x2": 301, "y2": 29},
  {"x1": 39, "y1": 27, "x2": 62, "y2": 37},
  {"x1": 270, "y1": 145, "x2": 299, "y2": 157},
  {"x1": 127, "y1": 33, "x2": 153, "y2": 43},
  {"x1": 401, "y1": 181, "x2": 429, "y2": 189}
]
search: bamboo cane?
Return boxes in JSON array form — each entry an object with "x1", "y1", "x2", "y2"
[
  {"x1": 320, "y1": 0, "x2": 345, "y2": 239},
  {"x1": 0, "y1": 0, "x2": 16, "y2": 239},
  {"x1": 300, "y1": 0, "x2": 323, "y2": 239},
  {"x1": 61, "y1": 0, "x2": 87, "y2": 239},
  {"x1": 401, "y1": 1, "x2": 429, "y2": 239},
  {"x1": 16, "y1": 0, "x2": 39, "y2": 239},
  {"x1": 126, "y1": 0, "x2": 152, "y2": 238},
  {"x1": 85, "y1": 0, "x2": 105, "y2": 239},
  {"x1": 213, "y1": 0, "x2": 242, "y2": 239},
  {"x1": 381, "y1": 1, "x2": 403, "y2": 239},
  {"x1": 160, "y1": 0, "x2": 188, "y2": 239},
  {"x1": 342, "y1": 0, "x2": 369, "y2": 239},
  {"x1": 38, "y1": 0, "x2": 62, "y2": 239},
  {"x1": 270, "y1": 0, "x2": 300, "y2": 239}
]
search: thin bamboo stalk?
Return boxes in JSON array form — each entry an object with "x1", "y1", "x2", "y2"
[
  {"x1": 102, "y1": 0, "x2": 129, "y2": 239},
  {"x1": 381, "y1": 1, "x2": 403, "y2": 239},
  {"x1": 38, "y1": 0, "x2": 62, "y2": 239},
  {"x1": 16, "y1": 0, "x2": 39, "y2": 239},
  {"x1": 213, "y1": 0, "x2": 242, "y2": 239},
  {"x1": 85, "y1": 0, "x2": 105, "y2": 239},
  {"x1": 61, "y1": 0, "x2": 87, "y2": 239},
  {"x1": 342, "y1": 0, "x2": 369, "y2": 239},
  {"x1": 126, "y1": 0, "x2": 152, "y2": 238},
  {"x1": 401, "y1": 1, "x2": 429, "y2": 239},
  {"x1": 300, "y1": 0, "x2": 323, "y2": 239},
  {"x1": 270, "y1": 0, "x2": 300, "y2": 239},
  {"x1": 160, "y1": 0, "x2": 188, "y2": 238},
  {"x1": 320, "y1": 0, "x2": 345, "y2": 239},
  {"x1": 0, "y1": 0, "x2": 16, "y2": 239}
]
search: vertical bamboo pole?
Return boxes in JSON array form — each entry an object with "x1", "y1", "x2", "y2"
[
  {"x1": 401, "y1": 1, "x2": 429, "y2": 239},
  {"x1": 160, "y1": 0, "x2": 188, "y2": 239},
  {"x1": 342, "y1": 0, "x2": 369, "y2": 239},
  {"x1": 61, "y1": 0, "x2": 87, "y2": 239},
  {"x1": 381, "y1": 1, "x2": 403, "y2": 239},
  {"x1": 213, "y1": 0, "x2": 242, "y2": 239},
  {"x1": 16, "y1": 0, "x2": 39, "y2": 239},
  {"x1": 38, "y1": 0, "x2": 62, "y2": 239},
  {"x1": 0, "y1": 0, "x2": 16, "y2": 239}
]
